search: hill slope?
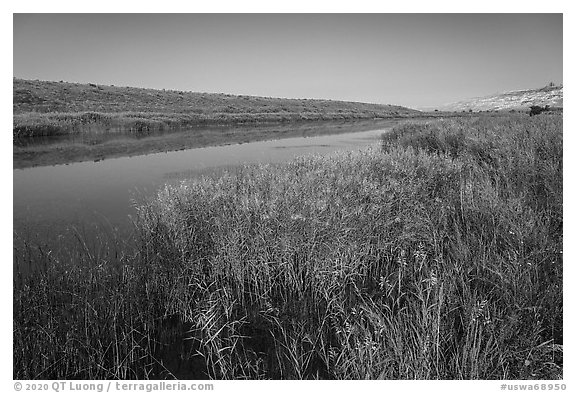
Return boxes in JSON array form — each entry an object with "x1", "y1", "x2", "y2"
[
  {"x1": 431, "y1": 85, "x2": 563, "y2": 112},
  {"x1": 14, "y1": 79, "x2": 421, "y2": 136}
]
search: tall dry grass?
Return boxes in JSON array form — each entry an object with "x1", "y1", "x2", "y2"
[{"x1": 14, "y1": 114, "x2": 562, "y2": 379}]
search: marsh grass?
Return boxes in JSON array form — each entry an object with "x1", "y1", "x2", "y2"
[
  {"x1": 13, "y1": 110, "x2": 418, "y2": 138},
  {"x1": 14, "y1": 111, "x2": 182, "y2": 137},
  {"x1": 14, "y1": 115, "x2": 562, "y2": 379},
  {"x1": 13, "y1": 222, "x2": 206, "y2": 380}
]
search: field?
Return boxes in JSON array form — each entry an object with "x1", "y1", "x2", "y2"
[
  {"x1": 14, "y1": 79, "x2": 422, "y2": 137},
  {"x1": 13, "y1": 114, "x2": 562, "y2": 379}
]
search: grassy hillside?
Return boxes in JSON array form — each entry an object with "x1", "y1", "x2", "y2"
[
  {"x1": 430, "y1": 85, "x2": 563, "y2": 112},
  {"x1": 13, "y1": 79, "x2": 421, "y2": 137},
  {"x1": 14, "y1": 114, "x2": 562, "y2": 379}
]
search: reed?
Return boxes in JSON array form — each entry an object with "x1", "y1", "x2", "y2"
[{"x1": 14, "y1": 115, "x2": 562, "y2": 379}]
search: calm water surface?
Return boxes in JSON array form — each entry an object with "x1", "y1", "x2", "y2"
[{"x1": 14, "y1": 124, "x2": 394, "y2": 248}]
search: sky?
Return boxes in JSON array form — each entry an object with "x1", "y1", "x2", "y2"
[{"x1": 13, "y1": 13, "x2": 562, "y2": 109}]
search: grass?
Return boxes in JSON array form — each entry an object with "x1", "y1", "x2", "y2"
[
  {"x1": 14, "y1": 79, "x2": 422, "y2": 137},
  {"x1": 13, "y1": 114, "x2": 562, "y2": 379}
]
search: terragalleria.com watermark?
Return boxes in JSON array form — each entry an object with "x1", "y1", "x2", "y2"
[{"x1": 13, "y1": 381, "x2": 214, "y2": 392}]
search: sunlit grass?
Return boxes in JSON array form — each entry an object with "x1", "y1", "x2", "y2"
[{"x1": 14, "y1": 114, "x2": 562, "y2": 379}]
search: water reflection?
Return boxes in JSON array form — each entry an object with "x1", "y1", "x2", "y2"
[{"x1": 14, "y1": 123, "x2": 396, "y2": 251}]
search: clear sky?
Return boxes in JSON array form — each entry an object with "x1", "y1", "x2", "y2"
[{"x1": 13, "y1": 13, "x2": 562, "y2": 109}]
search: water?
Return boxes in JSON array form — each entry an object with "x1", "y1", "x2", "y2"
[{"x1": 13, "y1": 123, "x2": 395, "y2": 249}]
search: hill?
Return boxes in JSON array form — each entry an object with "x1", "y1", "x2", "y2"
[
  {"x1": 13, "y1": 79, "x2": 421, "y2": 137},
  {"x1": 428, "y1": 85, "x2": 563, "y2": 112}
]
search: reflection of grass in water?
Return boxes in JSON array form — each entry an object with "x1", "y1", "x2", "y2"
[
  {"x1": 14, "y1": 118, "x2": 404, "y2": 169},
  {"x1": 14, "y1": 115, "x2": 563, "y2": 379}
]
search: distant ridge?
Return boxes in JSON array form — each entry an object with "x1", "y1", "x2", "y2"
[
  {"x1": 13, "y1": 78, "x2": 419, "y2": 119},
  {"x1": 426, "y1": 85, "x2": 563, "y2": 112}
]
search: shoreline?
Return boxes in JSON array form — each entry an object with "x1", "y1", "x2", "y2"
[
  {"x1": 13, "y1": 110, "x2": 425, "y2": 138},
  {"x1": 14, "y1": 118, "x2": 420, "y2": 170}
]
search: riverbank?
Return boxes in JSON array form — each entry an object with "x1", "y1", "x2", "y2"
[
  {"x1": 14, "y1": 114, "x2": 563, "y2": 379},
  {"x1": 14, "y1": 79, "x2": 423, "y2": 137},
  {"x1": 13, "y1": 119, "x2": 406, "y2": 169}
]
